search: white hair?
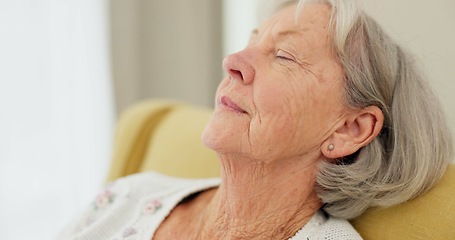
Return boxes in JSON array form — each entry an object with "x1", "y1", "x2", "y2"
[{"x1": 267, "y1": 0, "x2": 453, "y2": 219}]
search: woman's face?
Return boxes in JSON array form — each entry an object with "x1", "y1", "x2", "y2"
[{"x1": 203, "y1": 3, "x2": 348, "y2": 162}]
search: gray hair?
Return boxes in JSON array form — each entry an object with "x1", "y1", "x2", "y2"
[{"x1": 269, "y1": 0, "x2": 454, "y2": 219}]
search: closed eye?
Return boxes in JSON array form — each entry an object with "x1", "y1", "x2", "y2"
[{"x1": 276, "y1": 49, "x2": 296, "y2": 62}]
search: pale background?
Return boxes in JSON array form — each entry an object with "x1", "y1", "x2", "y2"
[
  {"x1": 0, "y1": 1, "x2": 453, "y2": 240},
  {"x1": 0, "y1": 1, "x2": 113, "y2": 239}
]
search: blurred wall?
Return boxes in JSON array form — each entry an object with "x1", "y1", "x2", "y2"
[
  {"x1": 111, "y1": 0, "x2": 223, "y2": 113},
  {"x1": 363, "y1": 0, "x2": 455, "y2": 144},
  {"x1": 0, "y1": 1, "x2": 113, "y2": 239},
  {"x1": 222, "y1": 0, "x2": 261, "y2": 56}
]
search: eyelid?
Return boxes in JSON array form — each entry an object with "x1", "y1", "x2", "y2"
[{"x1": 276, "y1": 49, "x2": 296, "y2": 61}]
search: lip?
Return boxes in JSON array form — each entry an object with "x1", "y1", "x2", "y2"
[{"x1": 220, "y1": 96, "x2": 248, "y2": 114}]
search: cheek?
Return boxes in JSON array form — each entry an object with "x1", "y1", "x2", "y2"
[
  {"x1": 248, "y1": 82, "x2": 309, "y2": 154},
  {"x1": 249, "y1": 76, "x2": 344, "y2": 157}
]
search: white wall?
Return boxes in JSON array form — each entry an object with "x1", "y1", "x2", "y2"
[
  {"x1": 111, "y1": 0, "x2": 223, "y2": 112},
  {"x1": 363, "y1": 0, "x2": 455, "y2": 144},
  {"x1": 222, "y1": 0, "x2": 261, "y2": 56},
  {"x1": 0, "y1": 1, "x2": 113, "y2": 239},
  {"x1": 223, "y1": 0, "x2": 455, "y2": 143}
]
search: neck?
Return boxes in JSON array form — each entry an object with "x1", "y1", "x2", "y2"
[{"x1": 199, "y1": 153, "x2": 323, "y2": 239}]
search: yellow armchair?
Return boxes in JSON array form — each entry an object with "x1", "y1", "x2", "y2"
[{"x1": 107, "y1": 99, "x2": 455, "y2": 240}]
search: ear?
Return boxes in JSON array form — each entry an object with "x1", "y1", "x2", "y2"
[{"x1": 322, "y1": 106, "x2": 384, "y2": 159}]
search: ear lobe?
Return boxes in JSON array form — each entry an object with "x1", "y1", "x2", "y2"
[{"x1": 322, "y1": 106, "x2": 384, "y2": 159}]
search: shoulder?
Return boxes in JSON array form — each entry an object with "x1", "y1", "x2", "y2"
[
  {"x1": 317, "y1": 217, "x2": 363, "y2": 240},
  {"x1": 56, "y1": 171, "x2": 220, "y2": 239},
  {"x1": 291, "y1": 211, "x2": 363, "y2": 240},
  {"x1": 112, "y1": 171, "x2": 199, "y2": 194},
  {"x1": 105, "y1": 171, "x2": 220, "y2": 199},
  {"x1": 94, "y1": 171, "x2": 220, "y2": 214}
]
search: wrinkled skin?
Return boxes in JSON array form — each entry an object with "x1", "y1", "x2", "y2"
[{"x1": 203, "y1": 4, "x2": 347, "y2": 165}]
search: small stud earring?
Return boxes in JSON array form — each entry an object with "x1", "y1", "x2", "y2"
[{"x1": 328, "y1": 144, "x2": 334, "y2": 151}]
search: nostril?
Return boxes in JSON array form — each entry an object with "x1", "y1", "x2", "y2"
[
  {"x1": 229, "y1": 69, "x2": 244, "y2": 81},
  {"x1": 238, "y1": 70, "x2": 244, "y2": 81},
  {"x1": 223, "y1": 52, "x2": 254, "y2": 84}
]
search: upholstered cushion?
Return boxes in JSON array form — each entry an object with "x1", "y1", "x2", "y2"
[
  {"x1": 107, "y1": 99, "x2": 219, "y2": 181},
  {"x1": 139, "y1": 104, "x2": 220, "y2": 178},
  {"x1": 351, "y1": 164, "x2": 455, "y2": 239},
  {"x1": 108, "y1": 99, "x2": 454, "y2": 239}
]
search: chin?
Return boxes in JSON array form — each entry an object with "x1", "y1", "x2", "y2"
[
  {"x1": 201, "y1": 123, "x2": 216, "y2": 150},
  {"x1": 202, "y1": 115, "x2": 241, "y2": 154},
  {"x1": 201, "y1": 119, "x2": 224, "y2": 152}
]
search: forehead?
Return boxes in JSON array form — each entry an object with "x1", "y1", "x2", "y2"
[{"x1": 256, "y1": 3, "x2": 332, "y2": 41}]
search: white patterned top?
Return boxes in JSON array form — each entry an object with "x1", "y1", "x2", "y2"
[{"x1": 56, "y1": 172, "x2": 363, "y2": 240}]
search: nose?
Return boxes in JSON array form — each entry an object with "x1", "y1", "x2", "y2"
[{"x1": 222, "y1": 51, "x2": 255, "y2": 85}]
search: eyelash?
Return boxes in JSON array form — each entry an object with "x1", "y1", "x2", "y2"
[{"x1": 276, "y1": 49, "x2": 295, "y2": 62}]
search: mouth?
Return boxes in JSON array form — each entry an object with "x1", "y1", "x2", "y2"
[{"x1": 220, "y1": 96, "x2": 248, "y2": 114}]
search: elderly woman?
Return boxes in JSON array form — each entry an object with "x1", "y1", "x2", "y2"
[{"x1": 58, "y1": 0, "x2": 453, "y2": 239}]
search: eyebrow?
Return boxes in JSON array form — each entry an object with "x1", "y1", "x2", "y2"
[
  {"x1": 251, "y1": 28, "x2": 301, "y2": 38},
  {"x1": 277, "y1": 30, "x2": 301, "y2": 38}
]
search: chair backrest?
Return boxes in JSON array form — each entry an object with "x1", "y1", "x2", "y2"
[
  {"x1": 108, "y1": 99, "x2": 455, "y2": 240},
  {"x1": 107, "y1": 99, "x2": 220, "y2": 180}
]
